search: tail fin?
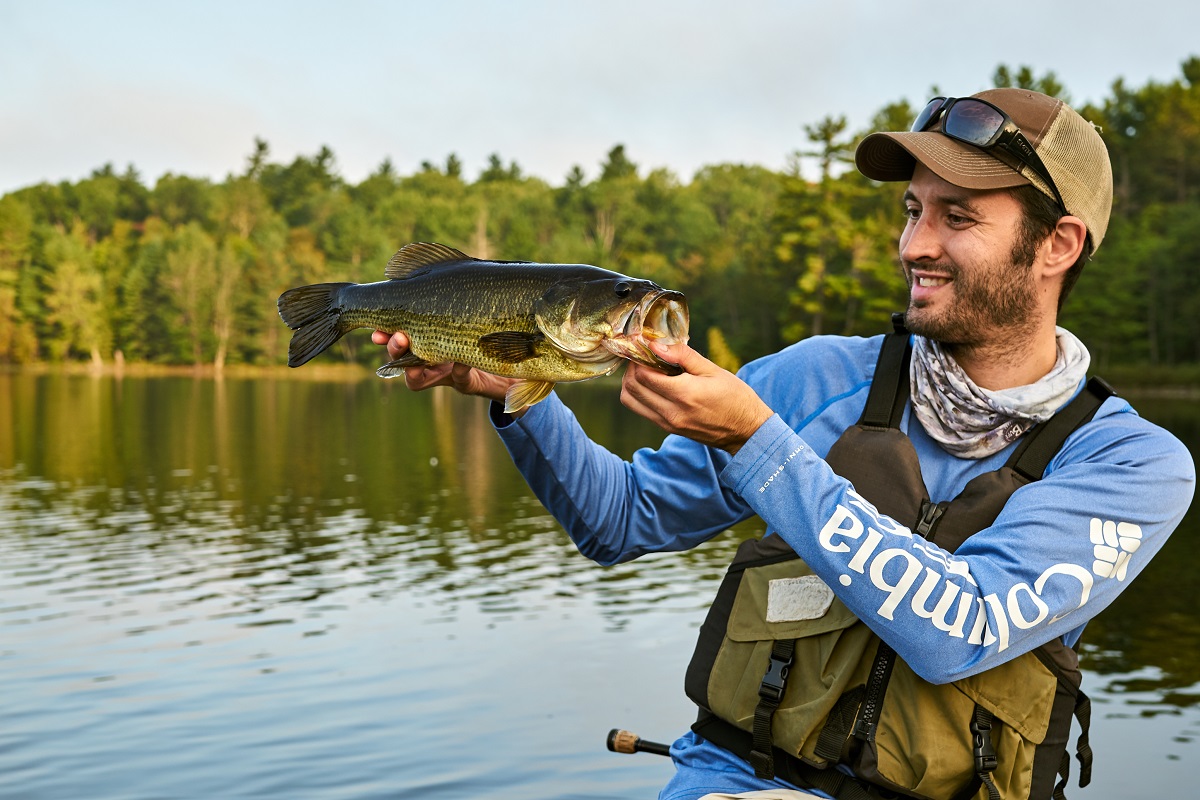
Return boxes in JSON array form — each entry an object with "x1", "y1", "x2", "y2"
[{"x1": 277, "y1": 283, "x2": 354, "y2": 367}]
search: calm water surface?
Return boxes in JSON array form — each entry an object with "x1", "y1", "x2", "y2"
[{"x1": 1, "y1": 373, "x2": 1197, "y2": 799}]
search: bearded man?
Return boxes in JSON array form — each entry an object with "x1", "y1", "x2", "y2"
[{"x1": 375, "y1": 88, "x2": 1195, "y2": 799}]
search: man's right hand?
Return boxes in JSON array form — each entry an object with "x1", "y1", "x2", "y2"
[{"x1": 370, "y1": 331, "x2": 520, "y2": 409}]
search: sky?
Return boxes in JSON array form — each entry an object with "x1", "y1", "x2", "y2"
[{"x1": 2, "y1": 0, "x2": 1198, "y2": 195}]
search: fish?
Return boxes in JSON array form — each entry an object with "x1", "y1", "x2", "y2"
[{"x1": 277, "y1": 242, "x2": 690, "y2": 413}]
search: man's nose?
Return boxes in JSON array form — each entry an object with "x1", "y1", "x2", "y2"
[{"x1": 900, "y1": 215, "x2": 942, "y2": 263}]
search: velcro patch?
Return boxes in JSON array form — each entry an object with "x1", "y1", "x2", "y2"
[{"x1": 766, "y1": 575, "x2": 835, "y2": 623}]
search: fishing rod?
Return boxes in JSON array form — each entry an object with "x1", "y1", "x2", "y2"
[{"x1": 606, "y1": 728, "x2": 671, "y2": 757}]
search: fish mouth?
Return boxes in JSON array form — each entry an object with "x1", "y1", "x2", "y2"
[{"x1": 604, "y1": 289, "x2": 690, "y2": 374}]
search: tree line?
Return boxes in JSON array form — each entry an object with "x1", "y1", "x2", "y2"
[{"x1": 1, "y1": 61, "x2": 1198, "y2": 374}]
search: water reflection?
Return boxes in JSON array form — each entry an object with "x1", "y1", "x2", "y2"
[
  {"x1": 0, "y1": 373, "x2": 1197, "y2": 798},
  {"x1": 0, "y1": 375, "x2": 743, "y2": 651}
]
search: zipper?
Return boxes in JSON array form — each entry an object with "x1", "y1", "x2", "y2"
[
  {"x1": 851, "y1": 504, "x2": 944, "y2": 742},
  {"x1": 853, "y1": 640, "x2": 897, "y2": 741}
]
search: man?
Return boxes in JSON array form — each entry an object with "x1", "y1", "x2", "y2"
[{"x1": 373, "y1": 89, "x2": 1195, "y2": 799}]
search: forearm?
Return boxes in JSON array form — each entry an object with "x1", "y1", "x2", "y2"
[{"x1": 494, "y1": 394, "x2": 751, "y2": 565}]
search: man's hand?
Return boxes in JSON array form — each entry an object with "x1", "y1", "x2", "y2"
[
  {"x1": 370, "y1": 331, "x2": 520, "y2": 409},
  {"x1": 620, "y1": 341, "x2": 774, "y2": 454}
]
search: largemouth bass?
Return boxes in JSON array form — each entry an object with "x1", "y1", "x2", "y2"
[{"x1": 277, "y1": 242, "x2": 690, "y2": 412}]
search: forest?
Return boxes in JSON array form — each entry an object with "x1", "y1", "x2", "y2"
[{"x1": 1, "y1": 61, "x2": 1198, "y2": 375}]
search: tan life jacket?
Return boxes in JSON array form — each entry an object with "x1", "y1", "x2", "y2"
[{"x1": 685, "y1": 317, "x2": 1113, "y2": 800}]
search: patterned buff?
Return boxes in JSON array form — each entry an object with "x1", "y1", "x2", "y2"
[{"x1": 909, "y1": 329, "x2": 1092, "y2": 459}]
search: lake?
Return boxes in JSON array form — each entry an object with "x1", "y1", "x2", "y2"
[{"x1": 1, "y1": 372, "x2": 1197, "y2": 799}]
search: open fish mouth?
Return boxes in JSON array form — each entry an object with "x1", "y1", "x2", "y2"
[{"x1": 603, "y1": 289, "x2": 690, "y2": 374}]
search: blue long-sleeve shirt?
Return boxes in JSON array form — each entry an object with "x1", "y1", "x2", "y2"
[{"x1": 492, "y1": 332, "x2": 1195, "y2": 798}]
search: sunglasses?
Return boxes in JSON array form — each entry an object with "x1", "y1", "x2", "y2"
[{"x1": 912, "y1": 96, "x2": 1067, "y2": 215}]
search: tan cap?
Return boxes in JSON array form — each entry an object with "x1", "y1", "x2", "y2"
[{"x1": 855, "y1": 88, "x2": 1114, "y2": 251}]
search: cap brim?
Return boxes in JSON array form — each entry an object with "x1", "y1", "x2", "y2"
[{"x1": 855, "y1": 131, "x2": 1033, "y2": 191}]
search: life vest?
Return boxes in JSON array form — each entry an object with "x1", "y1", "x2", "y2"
[{"x1": 685, "y1": 316, "x2": 1113, "y2": 800}]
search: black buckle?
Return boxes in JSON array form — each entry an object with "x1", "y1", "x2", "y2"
[
  {"x1": 759, "y1": 652, "x2": 793, "y2": 703},
  {"x1": 971, "y1": 716, "x2": 998, "y2": 773}
]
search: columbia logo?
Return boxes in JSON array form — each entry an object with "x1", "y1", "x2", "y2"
[{"x1": 1090, "y1": 519, "x2": 1142, "y2": 580}]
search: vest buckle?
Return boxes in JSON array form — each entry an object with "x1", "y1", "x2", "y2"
[
  {"x1": 971, "y1": 715, "x2": 998, "y2": 773},
  {"x1": 759, "y1": 652, "x2": 794, "y2": 703}
]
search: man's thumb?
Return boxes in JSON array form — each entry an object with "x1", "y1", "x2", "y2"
[{"x1": 649, "y1": 340, "x2": 709, "y2": 374}]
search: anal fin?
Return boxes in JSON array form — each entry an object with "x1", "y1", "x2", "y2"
[
  {"x1": 504, "y1": 380, "x2": 555, "y2": 414},
  {"x1": 376, "y1": 352, "x2": 429, "y2": 379}
]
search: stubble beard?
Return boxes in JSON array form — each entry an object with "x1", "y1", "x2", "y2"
[{"x1": 901, "y1": 243, "x2": 1040, "y2": 353}]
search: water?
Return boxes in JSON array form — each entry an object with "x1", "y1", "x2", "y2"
[{"x1": 1, "y1": 373, "x2": 1197, "y2": 799}]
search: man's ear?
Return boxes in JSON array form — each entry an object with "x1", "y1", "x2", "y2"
[{"x1": 1042, "y1": 215, "x2": 1088, "y2": 278}]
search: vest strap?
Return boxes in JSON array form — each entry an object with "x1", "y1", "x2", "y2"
[
  {"x1": 1074, "y1": 690, "x2": 1094, "y2": 788},
  {"x1": 750, "y1": 639, "x2": 796, "y2": 778},
  {"x1": 1006, "y1": 377, "x2": 1116, "y2": 481},
  {"x1": 694, "y1": 713, "x2": 921, "y2": 800},
  {"x1": 859, "y1": 314, "x2": 911, "y2": 429},
  {"x1": 813, "y1": 685, "x2": 865, "y2": 763},
  {"x1": 1051, "y1": 688, "x2": 1094, "y2": 799}
]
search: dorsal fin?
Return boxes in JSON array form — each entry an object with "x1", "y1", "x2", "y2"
[{"x1": 384, "y1": 242, "x2": 475, "y2": 279}]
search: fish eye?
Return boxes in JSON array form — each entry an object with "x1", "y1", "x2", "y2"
[{"x1": 614, "y1": 281, "x2": 632, "y2": 298}]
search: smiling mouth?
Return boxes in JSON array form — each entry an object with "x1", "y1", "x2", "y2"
[{"x1": 916, "y1": 275, "x2": 950, "y2": 288}]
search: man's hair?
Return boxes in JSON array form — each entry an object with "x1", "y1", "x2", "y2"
[{"x1": 1010, "y1": 185, "x2": 1093, "y2": 312}]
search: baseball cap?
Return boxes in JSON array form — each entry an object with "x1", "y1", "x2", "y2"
[{"x1": 855, "y1": 88, "x2": 1114, "y2": 251}]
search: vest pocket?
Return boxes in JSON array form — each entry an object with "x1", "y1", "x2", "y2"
[
  {"x1": 862, "y1": 652, "x2": 1058, "y2": 799},
  {"x1": 703, "y1": 558, "x2": 876, "y2": 766}
]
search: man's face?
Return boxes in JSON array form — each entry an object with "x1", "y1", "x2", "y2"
[{"x1": 899, "y1": 164, "x2": 1041, "y2": 346}]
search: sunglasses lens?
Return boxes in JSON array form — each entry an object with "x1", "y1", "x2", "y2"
[
  {"x1": 942, "y1": 100, "x2": 1006, "y2": 146},
  {"x1": 911, "y1": 97, "x2": 946, "y2": 132}
]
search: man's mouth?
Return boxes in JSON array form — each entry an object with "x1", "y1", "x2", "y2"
[{"x1": 916, "y1": 275, "x2": 950, "y2": 288}]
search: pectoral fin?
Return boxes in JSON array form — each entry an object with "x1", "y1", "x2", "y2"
[
  {"x1": 504, "y1": 380, "x2": 555, "y2": 414},
  {"x1": 479, "y1": 331, "x2": 543, "y2": 363},
  {"x1": 376, "y1": 352, "x2": 429, "y2": 378}
]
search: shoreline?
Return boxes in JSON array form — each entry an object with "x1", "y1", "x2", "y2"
[
  {"x1": 0, "y1": 361, "x2": 372, "y2": 382},
  {"x1": 2, "y1": 361, "x2": 1197, "y2": 398}
]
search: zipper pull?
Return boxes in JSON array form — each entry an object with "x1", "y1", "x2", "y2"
[{"x1": 916, "y1": 499, "x2": 947, "y2": 539}]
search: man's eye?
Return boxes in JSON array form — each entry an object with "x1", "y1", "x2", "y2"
[{"x1": 904, "y1": 207, "x2": 920, "y2": 220}]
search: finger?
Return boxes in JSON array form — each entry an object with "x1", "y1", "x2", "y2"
[
  {"x1": 387, "y1": 331, "x2": 411, "y2": 360},
  {"x1": 449, "y1": 363, "x2": 479, "y2": 393},
  {"x1": 619, "y1": 375, "x2": 662, "y2": 424},
  {"x1": 626, "y1": 356, "x2": 699, "y2": 406},
  {"x1": 622, "y1": 364, "x2": 677, "y2": 420},
  {"x1": 649, "y1": 341, "x2": 715, "y2": 375},
  {"x1": 371, "y1": 330, "x2": 389, "y2": 345}
]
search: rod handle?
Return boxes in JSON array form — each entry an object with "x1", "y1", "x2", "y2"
[{"x1": 606, "y1": 728, "x2": 671, "y2": 757}]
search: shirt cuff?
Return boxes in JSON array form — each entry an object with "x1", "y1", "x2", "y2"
[
  {"x1": 490, "y1": 391, "x2": 563, "y2": 437},
  {"x1": 719, "y1": 413, "x2": 806, "y2": 495}
]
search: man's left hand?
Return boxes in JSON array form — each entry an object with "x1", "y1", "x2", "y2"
[{"x1": 620, "y1": 341, "x2": 774, "y2": 455}]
